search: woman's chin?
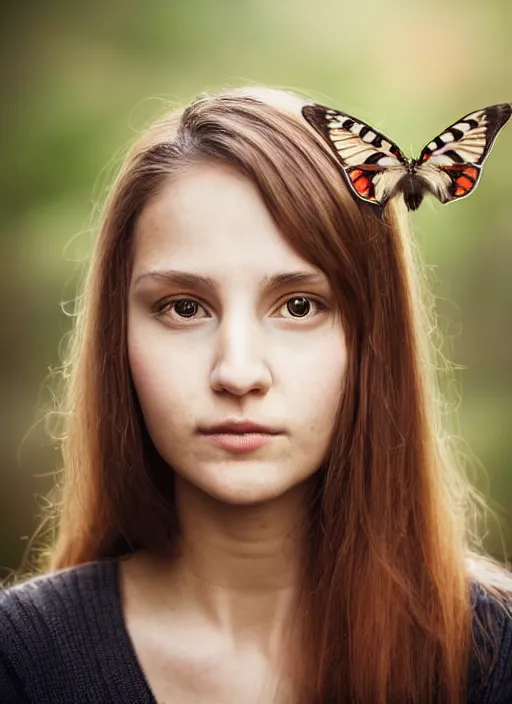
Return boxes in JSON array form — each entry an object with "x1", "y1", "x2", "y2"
[{"x1": 175, "y1": 464, "x2": 312, "y2": 508}]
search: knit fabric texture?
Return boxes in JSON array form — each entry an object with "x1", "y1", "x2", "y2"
[{"x1": 1, "y1": 559, "x2": 511, "y2": 703}]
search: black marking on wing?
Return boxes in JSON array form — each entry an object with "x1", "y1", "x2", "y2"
[
  {"x1": 449, "y1": 128, "x2": 464, "y2": 141},
  {"x1": 443, "y1": 149, "x2": 465, "y2": 163},
  {"x1": 365, "y1": 152, "x2": 387, "y2": 165}
]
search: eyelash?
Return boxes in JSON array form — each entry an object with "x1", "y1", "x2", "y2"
[{"x1": 153, "y1": 294, "x2": 329, "y2": 323}]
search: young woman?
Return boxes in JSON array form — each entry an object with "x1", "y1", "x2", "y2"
[{"x1": 1, "y1": 86, "x2": 511, "y2": 703}]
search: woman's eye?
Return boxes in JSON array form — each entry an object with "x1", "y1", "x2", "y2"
[
  {"x1": 166, "y1": 299, "x2": 204, "y2": 318},
  {"x1": 281, "y1": 296, "x2": 327, "y2": 318},
  {"x1": 154, "y1": 295, "x2": 328, "y2": 321}
]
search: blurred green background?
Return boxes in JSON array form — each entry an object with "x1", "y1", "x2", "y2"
[{"x1": 1, "y1": 0, "x2": 511, "y2": 578}]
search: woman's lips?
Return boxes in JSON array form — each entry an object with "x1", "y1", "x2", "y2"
[{"x1": 200, "y1": 432, "x2": 277, "y2": 453}]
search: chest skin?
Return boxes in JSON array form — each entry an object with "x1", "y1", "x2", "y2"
[
  {"x1": 119, "y1": 557, "x2": 297, "y2": 704},
  {"x1": 129, "y1": 634, "x2": 294, "y2": 704}
]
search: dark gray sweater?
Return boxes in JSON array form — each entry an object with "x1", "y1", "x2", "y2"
[{"x1": 0, "y1": 559, "x2": 511, "y2": 703}]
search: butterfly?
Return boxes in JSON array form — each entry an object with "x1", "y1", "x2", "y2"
[{"x1": 301, "y1": 102, "x2": 512, "y2": 211}]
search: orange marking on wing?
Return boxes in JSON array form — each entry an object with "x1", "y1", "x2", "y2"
[
  {"x1": 422, "y1": 152, "x2": 430, "y2": 161},
  {"x1": 354, "y1": 176, "x2": 370, "y2": 195},
  {"x1": 457, "y1": 176, "x2": 473, "y2": 190},
  {"x1": 463, "y1": 167, "x2": 478, "y2": 180},
  {"x1": 350, "y1": 169, "x2": 363, "y2": 181},
  {"x1": 455, "y1": 186, "x2": 466, "y2": 197}
]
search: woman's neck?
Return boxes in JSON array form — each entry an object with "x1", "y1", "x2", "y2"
[{"x1": 144, "y1": 475, "x2": 311, "y2": 650}]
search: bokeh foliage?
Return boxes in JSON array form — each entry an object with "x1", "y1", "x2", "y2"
[{"x1": 1, "y1": 0, "x2": 511, "y2": 576}]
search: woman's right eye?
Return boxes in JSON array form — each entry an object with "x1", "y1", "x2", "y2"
[{"x1": 154, "y1": 297, "x2": 207, "y2": 320}]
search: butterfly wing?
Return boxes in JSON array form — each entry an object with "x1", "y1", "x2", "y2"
[
  {"x1": 415, "y1": 103, "x2": 512, "y2": 204},
  {"x1": 302, "y1": 103, "x2": 408, "y2": 207}
]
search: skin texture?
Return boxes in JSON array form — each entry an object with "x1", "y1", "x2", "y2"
[{"x1": 123, "y1": 161, "x2": 348, "y2": 702}]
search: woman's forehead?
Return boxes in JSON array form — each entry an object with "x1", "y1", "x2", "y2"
[{"x1": 131, "y1": 162, "x2": 315, "y2": 276}]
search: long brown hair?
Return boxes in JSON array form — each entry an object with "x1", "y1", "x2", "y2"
[{"x1": 18, "y1": 87, "x2": 512, "y2": 702}]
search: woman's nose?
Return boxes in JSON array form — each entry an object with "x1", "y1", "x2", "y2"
[{"x1": 209, "y1": 319, "x2": 273, "y2": 396}]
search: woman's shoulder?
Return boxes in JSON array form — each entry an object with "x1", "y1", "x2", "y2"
[
  {"x1": 468, "y1": 580, "x2": 512, "y2": 704},
  {"x1": 0, "y1": 558, "x2": 119, "y2": 651},
  {"x1": 0, "y1": 558, "x2": 118, "y2": 622},
  {"x1": 470, "y1": 579, "x2": 512, "y2": 641},
  {"x1": 0, "y1": 559, "x2": 122, "y2": 702}
]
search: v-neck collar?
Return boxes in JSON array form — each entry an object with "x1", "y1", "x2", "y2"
[{"x1": 90, "y1": 557, "x2": 159, "y2": 703}]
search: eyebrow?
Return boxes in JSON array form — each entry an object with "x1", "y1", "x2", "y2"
[{"x1": 133, "y1": 269, "x2": 329, "y2": 296}]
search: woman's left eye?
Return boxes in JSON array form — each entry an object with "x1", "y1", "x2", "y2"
[
  {"x1": 281, "y1": 296, "x2": 328, "y2": 318},
  {"x1": 153, "y1": 295, "x2": 328, "y2": 321}
]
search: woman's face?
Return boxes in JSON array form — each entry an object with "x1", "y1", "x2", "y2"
[{"x1": 128, "y1": 161, "x2": 348, "y2": 505}]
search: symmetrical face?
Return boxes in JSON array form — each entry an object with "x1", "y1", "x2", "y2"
[{"x1": 128, "y1": 161, "x2": 348, "y2": 505}]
